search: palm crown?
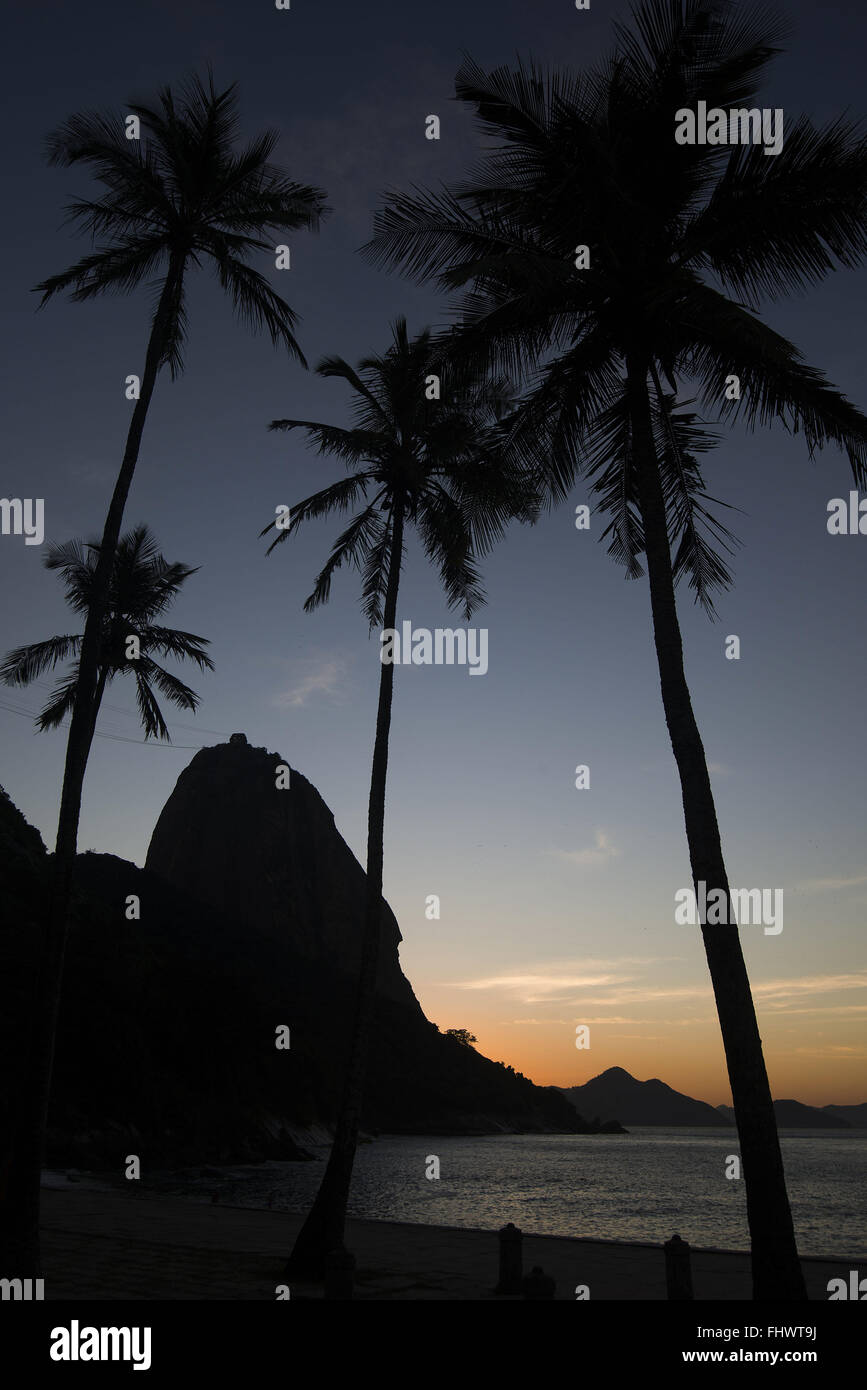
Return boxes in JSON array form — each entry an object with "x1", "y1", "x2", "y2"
[
  {"x1": 34, "y1": 70, "x2": 329, "y2": 371},
  {"x1": 0, "y1": 525, "x2": 213, "y2": 740},
  {"x1": 264, "y1": 317, "x2": 532, "y2": 623},
  {"x1": 364, "y1": 1, "x2": 867, "y2": 600}
]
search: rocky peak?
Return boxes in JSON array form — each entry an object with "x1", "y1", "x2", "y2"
[{"x1": 144, "y1": 739, "x2": 420, "y2": 1010}]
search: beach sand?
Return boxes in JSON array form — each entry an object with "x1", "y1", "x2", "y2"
[{"x1": 38, "y1": 1187, "x2": 865, "y2": 1300}]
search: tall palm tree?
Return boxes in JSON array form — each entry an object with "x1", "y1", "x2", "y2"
[
  {"x1": 1, "y1": 525, "x2": 213, "y2": 741},
  {"x1": 263, "y1": 318, "x2": 529, "y2": 1277},
  {"x1": 362, "y1": 1, "x2": 867, "y2": 1298},
  {"x1": 1, "y1": 71, "x2": 327, "y2": 1275}
]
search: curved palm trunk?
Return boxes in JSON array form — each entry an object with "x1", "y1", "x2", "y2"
[
  {"x1": 285, "y1": 500, "x2": 405, "y2": 1281},
  {"x1": 88, "y1": 668, "x2": 111, "y2": 744},
  {"x1": 626, "y1": 354, "x2": 806, "y2": 1301},
  {"x1": 0, "y1": 259, "x2": 183, "y2": 1277}
]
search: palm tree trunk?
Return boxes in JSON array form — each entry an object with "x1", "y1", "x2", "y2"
[
  {"x1": 285, "y1": 499, "x2": 405, "y2": 1282},
  {"x1": 626, "y1": 352, "x2": 806, "y2": 1301},
  {"x1": 0, "y1": 257, "x2": 183, "y2": 1278},
  {"x1": 88, "y1": 667, "x2": 110, "y2": 745}
]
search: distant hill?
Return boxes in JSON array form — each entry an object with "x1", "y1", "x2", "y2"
[
  {"x1": 565, "y1": 1072, "x2": 862, "y2": 1129},
  {"x1": 723, "y1": 1101, "x2": 853, "y2": 1130},
  {"x1": 560, "y1": 1067, "x2": 732, "y2": 1127},
  {"x1": 824, "y1": 1104, "x2": 867, "y2": 1127},
  {"x1": 720, "y1": 1100, "x2": 851, "y2": 1129},
  {"x1": 772, "y1": 1100, "x2": 850, "y2": 1129}
]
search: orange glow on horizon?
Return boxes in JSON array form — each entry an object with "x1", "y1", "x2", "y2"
[{"x1": 427, "y1": 1015, "x2": 866, "y2": 1110}]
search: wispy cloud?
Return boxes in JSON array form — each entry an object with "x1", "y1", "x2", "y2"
[
  {"x1": 608, "y1": 1033, "x2": 665, "y2": 1041},
  {"x1": 454, "y1": 958, "x2": 656, "y2": 1004},
  {"x1": 565, "y1": 1016, "x2": 650, "y2": 1026},
  {"x1": 273, "y1": 656, "x2": 348, "y2": 708},
  {"x1": 575, "y1": 973, "x2": 867, "y2": 1010},
  {"x1": 547, "y1": 830, "x2": 619, "y2": 867},
  {"x1": 480, "y1": 969, "x2": 867, "y2": 1012},
  {"x1": 577, "y1": 984, "x2": 714, "y2": 1006},
  {"x1": 66, "y1": 461, "x2": 117, "y2": 487},
  {"x1": 576, "y1": 972, "x2": 867, "y2": 1010},
  {"x1": 790, "y1": 1045, "x2": 867, "y2": 1059},
  {"x1": 451, "y1": 960, "x2": 867, "y2": 1015},
  {"x1": 752, "y1": 972, "x2": 867, "y2": 1003},
  {"x1": 458, "y1": 972, "x2": 631, "y2": 995},
  {"x1": 796, "y1": 874, "x2": 867, "y2": 893},
  {"x1": 507, "y1": 1018, "x2": 569, "y2": 1026},
  {"x1": 760, "y1": 1004, "x2": 867, "y2": 1017}
]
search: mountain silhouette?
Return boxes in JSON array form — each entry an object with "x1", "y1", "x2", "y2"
[
  {"x1": 145, "y1": 733, "x2": 418, "y2": 1009},
  {"x1": 564, "y1": 1069, "x2": 856, "y2": 1128},
  {"x1": 770, "y1": 1100, "x2": 848, "y2": 1128},
  {"x1": 561, "y1": 1067, "x2": 732, "y2": 1126},
  {"x1": 717, "y1": 1100, "x2": 850, "y2": 1129},
  {"x1": 1, "y1": 747, "x2": 623, "y2": 1166},
  {"x1": 823, "y1": 1103, "x2": 867, "y2": 1127}
]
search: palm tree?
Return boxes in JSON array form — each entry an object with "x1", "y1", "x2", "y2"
[
  {"x1": 263, "y1": 317, "x2": 529, "y2": 1277},
  {"x1": 1, "y1": 71, "x2": 327, "y2": 1275},
  {"x1": 362, "y1": 1, "x2": 867, "y2": 1299},
  {"x1": 1, "y1": 525, "x2": 213, "y2": 741}
]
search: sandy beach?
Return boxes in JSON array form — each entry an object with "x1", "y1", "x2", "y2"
[{"x1": 38, "y1": 1187, "x2": 865, "y2": 1300}]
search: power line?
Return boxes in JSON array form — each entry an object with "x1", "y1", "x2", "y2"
[
  {"x1": 0, "y1": 699, "x2": 215, "y2": 750},
  {"x1": 27, "y1": 680, "x2": 230, "y2": 738}
]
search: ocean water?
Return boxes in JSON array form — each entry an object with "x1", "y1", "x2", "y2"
[{"x1": 146, "y1": 1127, "x2": 867, "y2": 1258}]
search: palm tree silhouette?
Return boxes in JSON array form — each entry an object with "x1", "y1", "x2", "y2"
[
  {"x1": 0, "y1": 525, "x2": 213, "y2": 741},
  {"x1": 263, "y1": 317, "x2": 528, "y2": 1277},
  {"x1": 2, "y1": 71, "x2": 327, "y2": 1275},
  {"x1": 363, "y1": 1, "x2": 867, "y2": 1298}
]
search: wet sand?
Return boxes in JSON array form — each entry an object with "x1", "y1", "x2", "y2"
[{"x1": 38, "y1": 1187, "x2": 865, "y2": 1300}]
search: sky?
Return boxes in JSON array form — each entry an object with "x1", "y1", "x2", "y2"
[{"x1": 1, "y1": 0, "x2": 865, "y2": 1108}]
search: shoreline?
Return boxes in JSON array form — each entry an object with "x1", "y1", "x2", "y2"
[{"x1": 38, "y1": 1186, "x2": 867, "y2": 1301}]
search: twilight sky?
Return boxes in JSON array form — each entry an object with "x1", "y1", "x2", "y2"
[{"x1": 1, "y1": 0, "x2": 865, "y2": 1106}]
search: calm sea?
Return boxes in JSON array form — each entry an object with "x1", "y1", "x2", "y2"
[{"x1": 145, "y1": 1127, "x2": 867, "y2": 1258}]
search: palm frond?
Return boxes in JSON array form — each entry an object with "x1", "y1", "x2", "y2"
[
  {"x1": 584, "y1": 389, "x2": 647, "y2": 579},
  {"x1": 34, "y1": 235, "x2": 169, "y2": 307},
  {"x1": 314, "y1": 355, "x2": 392, "y2": 426},
  {"x1": 262, "y1": 474, "x2": 376, "y2": 551},
  {"x1": 0, "y1": 635, "x2": 82, "y2": 686},
  {"x1": 649, "y1": 376, "x2": 741, "y2": 614},
  {"x1": 211, "y1": 253, "x2": 306, "y2": 363},
  {"x1": 359, "y1": 509, "x2": 397, "y2": 629},
  {"x1": 133, "y1": 668, "x2": 171, "y2": 740},
  {"x1": 268, "y1": 418, "x2": 382, "y2": 467},
  {"x1": 612, "y1": 0, "x2": 790, "y2": 112},
  {"x1": 679, "y1": 114, "x2": 867, "y2": 301},
  {"x1": 305, "y1": 504, "x2": 388, "y2": 617},
  {"x1": 417, "y1": 488, "x2": 486, "y2": 619},
  {"x1": 139, "y1": 657, "x2": 201, "y2": 712},
  {"x1": 676, "y1": 285, "x2": 867, "y2": 482},
  {"x1": 141, "y1": 626, "x2": 214, "y2": 670},
  {"x1": 43, "y1": 537, "x2": 98, "y2": 610},
  {"x1": 35, "y1": 671, "x2": 81, "y2": 732}
]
